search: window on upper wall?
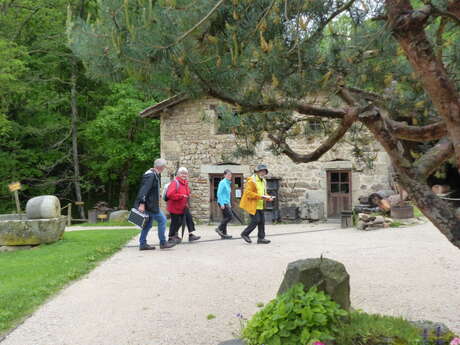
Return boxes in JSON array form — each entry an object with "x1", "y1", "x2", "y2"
[
  {"x1": 307, "y1": 118, "x2": 323, "y2": 132},
  {"x1": 212, "y1": 105, "x2": 240, "y2": 134}
]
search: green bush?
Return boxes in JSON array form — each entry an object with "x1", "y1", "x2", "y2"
[{"x1": 242, "y1": 284, "x2": 347, "y2": 345}]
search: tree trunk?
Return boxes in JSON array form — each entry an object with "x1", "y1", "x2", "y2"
[
  {"x1": 385, "y1": 0, "x2": 460, "y2": 171},
  {"x1": 70, "y1": 58, "x2": 85, "y2": 220},
  {"x1": 118, "y1": 161, "x2": 130, "y2": 210},
  {"x1": 361, "y1": 111, "x2": 460, "y2": 249}
]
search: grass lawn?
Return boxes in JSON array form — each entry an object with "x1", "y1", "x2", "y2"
[
  {"x1": 77, "y1": 220, "x2": 134, "y2": 227},
  {"x1": 0, "y1": 229, "x2": 138, "y2": 336}
]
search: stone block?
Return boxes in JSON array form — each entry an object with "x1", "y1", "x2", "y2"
[
  {"x1": 299, "y1": 200, "x2": 325, "y2": 221},
  {"x1": 278, "y1": 258, "x2": 351, "y2": 310}
]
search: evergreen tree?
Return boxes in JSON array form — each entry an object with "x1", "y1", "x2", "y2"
[{"x1": 69, "y1": 0, "x2": 460, "y2": 248}]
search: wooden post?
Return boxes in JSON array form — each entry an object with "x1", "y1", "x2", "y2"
[
  {"x1": 13, "y1": 190, "x2": 21, "y2": 213},
  {"x1": 67, "y1": 203, "x2": 72, "y2": 226}
]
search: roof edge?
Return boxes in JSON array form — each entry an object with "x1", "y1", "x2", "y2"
[{"x1": 139, "y1": 94, "x2": 189, "y2": 118}]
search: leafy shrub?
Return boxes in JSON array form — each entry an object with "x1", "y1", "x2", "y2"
[{"x1": 242, "y1": 284, "x2": 347, "y2": 345}]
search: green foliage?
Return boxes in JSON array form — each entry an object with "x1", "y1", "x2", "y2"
[
  {"x1": 207, "y1": 314, "x2": 216, "y2": 320},
  {"x1": 82, "y1": 81, "x2": 159, "y2": 201},
  {"x1": 242, "y1": 284, "x2": 347, "y2": 345},
  {"x1": 334, "y1": 311, "x2": 423, "y2": 345},
  {"x1": 0, "y1": 229, "x2": 138, "y2": 335},
  {"x1": 390, "y1": 221, "x2": 403, "y2": 228}
]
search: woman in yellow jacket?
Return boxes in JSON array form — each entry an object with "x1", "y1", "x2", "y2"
[{"x1": 239, "y1": 164, "x2": 273, "y2": 244}]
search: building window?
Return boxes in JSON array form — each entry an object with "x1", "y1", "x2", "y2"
[{"x1": 307, "y1": 119, "x2": 323, "y2": 132}]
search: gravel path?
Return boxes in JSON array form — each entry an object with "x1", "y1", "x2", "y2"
[{"x1": 2, "y1": 222, "x2": 459, "y2": 345}]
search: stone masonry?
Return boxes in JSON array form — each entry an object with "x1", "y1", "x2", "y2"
[{"x1": 157, "y1": 98, "x2": 391, "y2": 222}]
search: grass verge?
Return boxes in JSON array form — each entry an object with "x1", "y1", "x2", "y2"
[
  {"x1": 0, "y1": 229, "x2": 138, "y2": 336},
  {"x1": 77, "y1": 220, "x2": 134, "y2": 227}
]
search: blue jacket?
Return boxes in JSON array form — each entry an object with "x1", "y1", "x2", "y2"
[{"x1": 217, "y1": 178, "x2": 232, "y2": 206}]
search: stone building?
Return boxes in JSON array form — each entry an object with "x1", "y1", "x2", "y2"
[{"x1": 140, "y1": 96, "x2": 392, "y2": 223}]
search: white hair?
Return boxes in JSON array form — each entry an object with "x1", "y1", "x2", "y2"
[
  {"x1": 154, "y1": 158, "x2": 167, "y2": 168},
  {"x1": 177, "y1": 167, "x2": 188, "y2": 174}
]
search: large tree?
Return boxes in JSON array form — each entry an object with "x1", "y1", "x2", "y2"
[{"x1": 69, "y1": 0, "x2": 460, "y2": 249}]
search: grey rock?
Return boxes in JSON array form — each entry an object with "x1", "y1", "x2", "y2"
[
  {"x1": 278, "y1": 258, "x2": 351, "y2": 310},
  {"x1": 26, "y1": 195, "x2": 61, "y2": 219},
  {"x1": 0, "y1": 214, "x2": 66, "y2": 245},
  {"x1": 410, "y1": 320, "x2": 452, "y2": 335},
  {"x1": 109, "y1": 210, "x2": 129, "y2": 222}
]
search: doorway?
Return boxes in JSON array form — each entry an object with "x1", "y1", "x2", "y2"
[
  {"x1": 327, "y1": 170, "x2": 352, "y2": 218},
  {"x1": 209, "y1": 174, "x2": 245, "y2": 223}
]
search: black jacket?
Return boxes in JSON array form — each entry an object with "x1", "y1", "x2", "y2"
[{"x1": 134, "y1": 169, "x2": 161, "y2": 213}]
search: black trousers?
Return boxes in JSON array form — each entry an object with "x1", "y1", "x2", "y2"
[
  {"x1": 217, "y1": 205, "x2": 233, "y2": 234},
  {"x1": 241, "y1": 210, "x2": 265, "y2": 239},
  {"x1": 169, "y1": 208, "x2": 195, "y2": 238}
]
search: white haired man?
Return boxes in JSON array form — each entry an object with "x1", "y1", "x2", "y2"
[{"x1": 135, "y1": 159, "x2": 176, "y2": 250}]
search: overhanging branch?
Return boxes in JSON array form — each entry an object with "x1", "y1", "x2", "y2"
[
  {"x1": 414, "y1": 137, "x2": 454, "y2": 177},
  {"x1": 385, "y1": 118, "x2": 448, "y2": 142},
  {"x1": 267, "y1": 108, "x2": 358, "y2": 163}
]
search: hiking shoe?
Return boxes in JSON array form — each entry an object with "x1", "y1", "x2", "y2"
[
  {"x1": 139, "y1": 244, "x2": 155, "y2": 251},
  {"x1": 222, "y1": 234, "x2": 232, "y2": 239},
  {"x1": 257, "y1": 238, "x2": 271, "y2": 244},
  {"x1": 215, "y1": 227, "x2": 225, "y2": 238},
  {"x1": 160, "y1": 241, "x2": 176, "y2": 249},
  {"x1": 189, "y1": 233, "x2": 201, "y2": 242},
  {"x1": 169, "y1": 236, "x2": 182, "y2": 244},
  {"x1": 241, "y1": 233, "x2": 252, "y2": 243}
]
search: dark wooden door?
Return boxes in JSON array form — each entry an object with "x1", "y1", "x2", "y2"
[
  {"x1": 209, "y1": 174, "x2": 244, "y2": 223},
  {"x1": 327, "y1": 170, "x2": 352, "y2": 218}
]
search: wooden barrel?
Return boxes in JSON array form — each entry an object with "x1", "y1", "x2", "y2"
[{"x1": 26, "y1": 195, "x2": 61, "y2": 219}]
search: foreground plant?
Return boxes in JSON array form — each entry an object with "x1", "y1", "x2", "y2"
[{"x1": 242, "y1": 284, "x2": 347, "y2": 345}]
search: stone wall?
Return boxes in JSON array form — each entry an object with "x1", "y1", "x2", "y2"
[{"x1": 159, "y1": 98, "x2": 392, "y2": 222}]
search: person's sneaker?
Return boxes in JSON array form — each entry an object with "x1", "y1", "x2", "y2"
[
  {"x1": 241, "y1": 232, "x2": 252, "y2": 243},
  {"x1": 222, "y1": 233, "x2": 232, "y2": 239},
  {"x1": 169, "y1": 236, "x2": 182, "y2": 244},
  {"x1": 257, "y1": 238, "x2": 271, "y2": 244},
  {"x1": 189, "y1": 233, "x2": 201, "y2": 242},
  {"x1": 160, "y1": 241, "x2": 176, "y2": 249},
  {"x1": 215, "y1": 227, "x2": 225, "y2": 238},
  {"x1": 139, "y1": 244, "x2": 155, "y2": 251}
]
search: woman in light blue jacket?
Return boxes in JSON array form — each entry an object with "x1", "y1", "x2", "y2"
[{"x1": 215, "y1": 169, "x2": 233, "y2": 239}]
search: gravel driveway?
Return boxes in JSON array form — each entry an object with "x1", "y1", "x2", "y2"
[{"x1": 1, "y1": 222, "x2": 459, "y2": 345}]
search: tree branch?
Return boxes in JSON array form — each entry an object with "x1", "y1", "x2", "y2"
[
  {"x1": 385, "y1": 118, "x2": 448, "y2": 142},
  {"x1": 267, "y1": 107, "x2": 358, "y2": 163},
  {"x1": 414, "y1": 137, "x2": 454, "y2": 177},
  {"x1": 206, "y1": 88, "x2": 346, "y2": 118}
]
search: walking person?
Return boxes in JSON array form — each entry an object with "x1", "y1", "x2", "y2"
[
  {"x1": 239, "y1": 164, "x2": 273, "y2": 244},
  {"x1": 166, "y1": 167, "x2": 201, "y2": 243},
  {"x1": 215, "y1": 169, "x2": 233, "y2": 239},
  {"x1": 134, "y1": 158, "x2": 176, "y2": 250}
]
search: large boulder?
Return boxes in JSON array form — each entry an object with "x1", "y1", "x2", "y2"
[
  {"x1": 109, "y1": 210, "x2": 129, "y2": 222},
  {"x1": 0, "y1": 214, "x2": 66, "y2": 245},
  {"x1": 278, "y1": 258, "x2": 351, "y2": 310},
  {"x1": 26, "y1": 195, "x2": 61, "y2": 219}
]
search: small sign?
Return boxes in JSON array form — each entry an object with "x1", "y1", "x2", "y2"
[
  {"x1": 74, "y1": 201, "x2": 85, "y2": 206},
  {"x1": 97, "y1": 214, "x2": 108, "y2": 219},
  {"x1": 8, "y1": 182, "x2": 21, "y2": 192},
  {"x1": 235, "y1": 189, "x2": 242, "y2": 198}
]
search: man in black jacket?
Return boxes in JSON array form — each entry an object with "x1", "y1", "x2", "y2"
[{"x1": 135, "y1": 158, "x2": 176, "y2": 250}]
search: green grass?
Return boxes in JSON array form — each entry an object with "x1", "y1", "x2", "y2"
[
  {"x1": 77, "y1": 220, "x2": 134, "y2": 227},
  {"x1": 335, "y1": 311, "x2": 423, "y2": 345},
  {"x1": 0, "y1": 229, "x2": 138, "y2": 335},
  {"x1": 412, "y1": 205, "x2": 424, "y2": 218},
  {"x1": 207, "y1": 314, "x2": 216, "y2": 320}
]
